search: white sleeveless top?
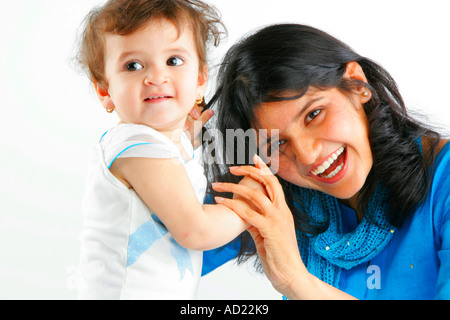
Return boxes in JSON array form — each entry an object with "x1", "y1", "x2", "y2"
[{"x1": 77, "y1": 124, "x2": 207, "y2": 299}]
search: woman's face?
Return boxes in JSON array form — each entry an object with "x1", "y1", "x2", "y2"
[{"x1": 255, "y1": 87, "x2": 373, "y2": 201}]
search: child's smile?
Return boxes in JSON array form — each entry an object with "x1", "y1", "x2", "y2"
[{"x1": 144, "y1": 95, "x2": 172, "y2": 103}]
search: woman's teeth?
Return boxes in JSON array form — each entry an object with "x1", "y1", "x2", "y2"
[
  {"x1": 311, "y1": 146, "x2": 345, "y2": 178},
  {"x1": 322, "y1": 162, "x2": 344, "y2": 179}
]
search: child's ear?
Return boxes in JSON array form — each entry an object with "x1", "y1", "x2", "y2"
[
  {"x1": 197, "y1": 65, "x2": 208, "y2": 95},
  {"x1": 94, "y1": 82, "x2": 115, "y2": 112}
]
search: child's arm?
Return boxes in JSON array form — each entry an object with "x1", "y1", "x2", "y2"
[{"x1": 110, "y1": 157, "x2": 249, "y2": 251}]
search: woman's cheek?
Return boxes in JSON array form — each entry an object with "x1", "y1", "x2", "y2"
[{"x1": 274, "y1": 156, "x2": 301, "y2": 186}]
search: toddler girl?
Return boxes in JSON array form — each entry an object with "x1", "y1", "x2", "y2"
[{"x1": 76, "y1": 0, "x2": 248, "y2": 299}]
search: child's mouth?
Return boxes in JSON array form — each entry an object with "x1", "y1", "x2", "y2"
[{"x1": 144, "y1": 95, "x2": 172, "y2": 102}]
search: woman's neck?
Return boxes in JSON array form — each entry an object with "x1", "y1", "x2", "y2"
[{"x1": 339, "y1": 194, "x2": 363, "y2": 223}]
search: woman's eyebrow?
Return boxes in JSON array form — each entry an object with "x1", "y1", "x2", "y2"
[{"x1": 294, "y1": 96, "x2": 325, "y2": 122}]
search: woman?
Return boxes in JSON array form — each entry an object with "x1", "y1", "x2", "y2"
[{"x1": 202, "y1": 23, "x2": 449, "y2": 299}]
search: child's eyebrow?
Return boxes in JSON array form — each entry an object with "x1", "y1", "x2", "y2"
[
  {"x1": 114, "y1": 47, "x2": 193, "y2": 63},
  {"x1": 116, "y1": 51, "x2": 141, "y2": 62},
  {"x1": 165, "y1": 46, "x2": 193, "y2": 57}
]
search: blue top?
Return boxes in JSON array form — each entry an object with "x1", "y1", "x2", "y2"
[{"x1": 202, "y1": 142, "x2": 450, "y2": 299}]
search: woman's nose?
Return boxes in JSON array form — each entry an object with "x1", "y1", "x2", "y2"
[{"x1": 290, "y1": 136, "x2": 321, "y2": 169}]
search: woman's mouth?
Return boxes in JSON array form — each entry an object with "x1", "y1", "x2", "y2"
[{"x1": 310, "y1": 146, "x2": 347, "y2": 182}]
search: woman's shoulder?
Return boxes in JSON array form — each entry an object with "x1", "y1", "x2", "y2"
[
  {"x1": 428, "y1": 139, "x2": 450, "y2": 214},
  {"x1": 436, "y1": 139, "x2": 449, "y2": 155},
  {"x1": 411, "y1": 139, "x2": 450, "y2": 237},
  {"x1": 421, "y1": 137, "x2": 449, "y2": 168},
  {"x1": 434, "y1": 139, "x2": 450, "y2": 167}
]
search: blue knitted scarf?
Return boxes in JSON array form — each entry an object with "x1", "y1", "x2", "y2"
[{"x1": 295, "y1": 185, "x2": 395, "y2": 288}]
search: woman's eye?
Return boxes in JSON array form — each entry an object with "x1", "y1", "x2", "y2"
[
  {"x1": 167, "y1": 56, "x2": 184, "y2": 66},
  {"x1": 276, "y1": 140, "x2": 286, "y2": 148},
  {"x1": 305, "y1": 109, "x2": 321, "y2": 123},
  {"x1": 267, "y1": 139, "x2": 286, "y2": 157},
  {"x1": 126, "y1": 61, "x2": 144, "y2": 71}
]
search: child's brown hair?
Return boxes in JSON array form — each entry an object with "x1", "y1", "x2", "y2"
[{"x1": 76, "y1": 0, "x2": 225, "y2": 87}]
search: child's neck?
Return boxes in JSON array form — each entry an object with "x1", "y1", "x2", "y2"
[{"x1": 160, "y1": 128, "x2": 182, "y2": 145}]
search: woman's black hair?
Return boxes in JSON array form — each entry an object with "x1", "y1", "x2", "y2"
[{"x1": 203, "y1": 23, "x2": 441, "y2": 263}]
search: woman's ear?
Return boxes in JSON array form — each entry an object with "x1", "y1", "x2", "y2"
[
  {"x1": 344, "y1": 61, "x2": 367, "y2": 82},
  {"x1": 344, "y1": 61, "x2": 371, "y2": 103},
  {"x1": 94, "y1": 82, "x2": 115, "y2": 112}
]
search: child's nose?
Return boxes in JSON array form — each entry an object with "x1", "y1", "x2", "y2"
[{"x1": 144, "y1": 67, "x2": 168, "y2": 86}]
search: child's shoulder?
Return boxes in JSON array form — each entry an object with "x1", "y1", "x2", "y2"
[
  {"x1": 101, "y1": 123, "x2": 171, "y2": 146},
  {"x1": 100, "y1": 124, "x2": 183, "y2": 169}
]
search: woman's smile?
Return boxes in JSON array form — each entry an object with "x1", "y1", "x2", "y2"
[
  {"x1": 309, "y1": 145, "x2": 348, "y2": 183},
  {"x1": 256, "y1": 87, "x2": 373, "y2": 200}
]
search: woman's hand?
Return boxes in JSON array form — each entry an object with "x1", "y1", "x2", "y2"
[
  {"x1": 212, "y1": 154, "x2": 308, "y2": 298},
  {"x1": 212, "y1": 155, "x2": 357, "y2": 300},
  {"x1": 184, "y1": 103, "x2": 214, "y2": 148}
]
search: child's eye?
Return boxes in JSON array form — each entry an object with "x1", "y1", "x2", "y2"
[
  {"x1": 167, "y1": 56, "x2": 184, "y2": 66},
  {"x1": 126, "y1": 61, "x2": 144, "y2": 71},
  {"x1": 305, "y1": 109, "x2": 321, "y2": 123}
]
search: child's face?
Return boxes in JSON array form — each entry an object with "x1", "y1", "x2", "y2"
[
  {"x1": 98, "y1": 18, "x2": 207, "y2": 133},
  {"x1": 256, "y1": 87, "x2": 373, "y2": 202}
]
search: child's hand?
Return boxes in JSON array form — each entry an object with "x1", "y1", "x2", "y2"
[
  {"x1": 184, "y1": 104, "x2": 214, "y2": 148},
  {"x1": 232, "y1": 175, "x2": 268, "y2": 213}
]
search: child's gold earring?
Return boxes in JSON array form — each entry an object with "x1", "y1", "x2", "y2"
[
  {"x1": 106, "y1": 106, "x2": 115, "y2": 113},
  {"x1": 362, "y1": 92, "x2": 369, "y2": 97},
  {"x1": 195, "y1": 96, "x2": 204, "y2": 106}
]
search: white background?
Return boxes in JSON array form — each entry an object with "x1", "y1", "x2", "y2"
[{"x1": 0, "y1": 0, "x2": 449, "y2": 299}]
